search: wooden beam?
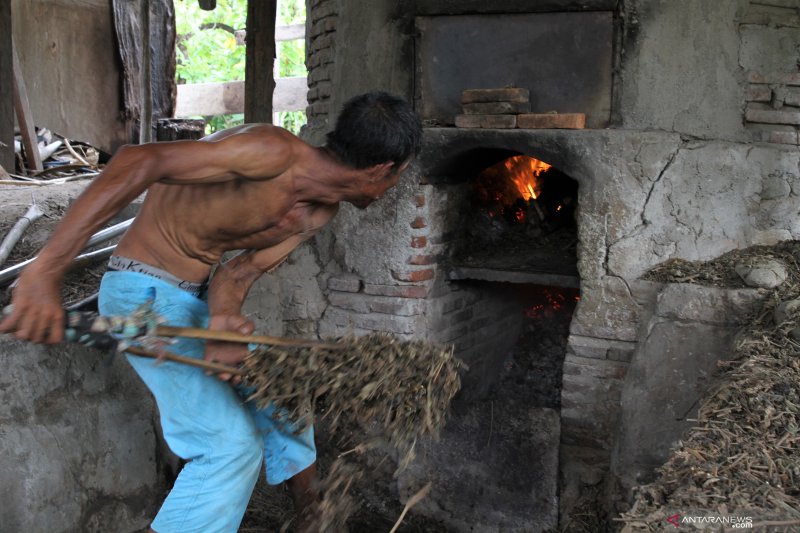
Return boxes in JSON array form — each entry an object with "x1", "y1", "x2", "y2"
[
  {"x1": 0, "y1": 0, "x2": 13, "y2": 172},
  {"x1": 175, "y1": 77, "x2": 307, "y2": 117},
  {"x1": 275, "y1": 24, "x2": 305, "y2": 41},
  {"x1": 244, "y1": 0, "x2": 277, "y2": 124},
  {"x1": 11, "y1": 40, "x2": 42, "y2": 172}
]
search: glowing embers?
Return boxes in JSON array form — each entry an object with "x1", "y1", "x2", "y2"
[{"x1": 525, "y1": 288, "x2": 581, "y2": 319}]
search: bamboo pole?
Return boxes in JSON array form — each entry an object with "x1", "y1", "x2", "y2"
[
  {"x1": 124, "y1": 345, "x2": 246, "y2": 376},
  {"x1": 154, "y1": 324, "x2": 344, "y2": 350}
]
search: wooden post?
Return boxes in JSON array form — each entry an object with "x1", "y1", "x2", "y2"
[
  {"x1": 0, "y1": 0, "x2": 12, "y2": 172},
  {"x1": 12, "y1": 40, "x2": 42, "y2": 172},
  {"x1": 139, "y1": 0, "x2": 153, "y2": 144},
  {"x1": 244, "y1": 0, "x2": 277, "y2": 124}
]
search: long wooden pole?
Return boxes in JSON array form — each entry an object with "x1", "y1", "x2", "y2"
[
  {"x1": 154, "y1": 325, "x2": 343, "y2": 350},
  {"x1": 124, "y1": 345, "x2": 246, "y2": 376}
]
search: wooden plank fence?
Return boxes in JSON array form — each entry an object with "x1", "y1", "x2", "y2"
[{"x1": 175, "y1": 24, "x2": 307, "y2": 118}]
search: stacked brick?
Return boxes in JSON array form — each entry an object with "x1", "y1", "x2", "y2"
[
  {"x1": 745, "y1": 71, "x2": 800, "y2": 145},
  {"x1": 320, "y1": 187, "x2": 435, "y2": 339},
  {"x1": 305, "y1": 0, "x2": 338, "y2": 123},
  {"x1": 454, "y1": 88, "x2": 586, "y2": 130}
]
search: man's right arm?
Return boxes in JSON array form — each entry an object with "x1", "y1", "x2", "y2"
[{"x1": 0, "y1": 128, "x2": 293, "y2": 343}]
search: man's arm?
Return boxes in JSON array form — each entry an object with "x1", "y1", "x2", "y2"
[
  {"x1": 0, "y1": 126, "x2": 292, "y2": 343},
  {"x1": 203, "y1": 204, "x2": 339, "y2": 380}
]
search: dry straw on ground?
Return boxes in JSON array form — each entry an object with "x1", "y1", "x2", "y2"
[
  {"x1": 242, "y1": 332, "x2": 463, "y2": 531},
  {"x1": 620, "y1": 242, "x2": 800, "y2": 532}
]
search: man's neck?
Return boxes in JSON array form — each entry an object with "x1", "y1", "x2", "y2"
[{"x1": 293, "y1": 146, "x2": 363, "y2": 205}]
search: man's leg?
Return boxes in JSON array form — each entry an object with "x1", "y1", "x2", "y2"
[
  {"x1": 243, "y1": 399, "x2": 319, "y2": 529},
  {"x1": 100, "y1": 272, "x2": 263, "y2": 533},
  {"x1": 287, "y1": 462, "x2": 321, "y2": 530}
]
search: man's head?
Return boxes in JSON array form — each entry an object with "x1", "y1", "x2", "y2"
[{"x1": 326, "y1": 91, "x2": 422, "y2": 170}]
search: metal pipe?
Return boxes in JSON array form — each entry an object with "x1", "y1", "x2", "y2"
[{"x1": 0, "y1": 219, "x2": 132, "y2": 285}]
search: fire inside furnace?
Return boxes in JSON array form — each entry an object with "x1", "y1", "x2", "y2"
[{"x1": 472, "y1": 155, "x2": 575, "y2": 232}]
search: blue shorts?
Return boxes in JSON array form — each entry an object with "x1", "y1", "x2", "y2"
[{"x1": 99, "y1": 270, "x2": 316, "y2": 533}]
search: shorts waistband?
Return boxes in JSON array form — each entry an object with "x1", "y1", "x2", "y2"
[{"x1": 107, "y1": 255, "x2": 208, "y2": 296}]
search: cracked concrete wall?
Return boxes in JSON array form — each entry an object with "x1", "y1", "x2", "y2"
[{"x1": 0, "y1": 340, "x2": 160, "y2": 533}]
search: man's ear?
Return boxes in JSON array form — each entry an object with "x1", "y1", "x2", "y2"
[{"x1": 367, "y1": 161, "x2": 395, "y2": 181}]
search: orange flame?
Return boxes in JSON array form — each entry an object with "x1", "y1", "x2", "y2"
[{"x1": 503, "y1": 155, "x2": 551, "y2": 201}]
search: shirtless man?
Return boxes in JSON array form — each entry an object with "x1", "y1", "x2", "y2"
[{"x1": 0, "y1": 91, "x2": 422, "y2": 533}]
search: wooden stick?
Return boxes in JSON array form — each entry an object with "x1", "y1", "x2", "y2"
[
  {"x1": 124, "y1": 345, "x2": 246, "y2": 376},
  {"x1": 389, "y1": 482, "x2": 432, "y2": 533},
  {"x1": 11, "y1": 40, "x2": 42, "y2": 172},
  {"x1": 154, "y1": 324, "x2": 344, "y2": 350},
  {"x1": 62, "y1": 139, "x2": 91, "y2": 167}
]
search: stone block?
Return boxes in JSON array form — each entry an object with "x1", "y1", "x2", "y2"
[
  {"x1": 460, "y1": 87, "x2": 530, "y2": 104},
  {"x1": 362, "y1": 283, "x2": 430, "y2": 299},
  {"x1": 391, "y1": 268, "x2": 435, "y2": 282},
  {"x1": 746, "y1": 85, "x2": 772, "y2": 102},
  {"x1": 327, "y1": 291, "x2": 425, "y2": 316},
  {"x1": 517, "y1": 113, "x2": 586, "y2": 129},
  {"x1": 410, "y1": 236, "x2": 428, "y2": 248},
  {"x1": 562, "y1": 354, "x2": 629, "y2": 381},
  {"x1": 462, "y1": 101, "x2": 531, "y2": 114},
  {"x1": 747, "y1": 124, "x2": 799, "y2": 145},
  {"x1": 745, "y1": 106, "x2": 800, "y2": 125},
  {"x1": 454, "y1": 114, "x2": 517, "y2": 129},
  {"x1": 567, "y1": 334, "x2": 637, "y2": 361},
  {"x1": 613, "y1": 317, "x2": 742, "y2": 494},
  {"x1": 326, "y1": 273, "x2": 361, "y2": 293},
  {"x1": 570, "y1": 277, "x2": 640, "y2": 341},
  {"x1": 309, "y1": 2, "x2": 337, "y2": 23},
  {"x1": 398, "y1": 404, "x2": 559, "y2": 532},
  {"x1": 654, "y1": 284, "x2": 765, "y2": 325},
  {"x1": 320, "y1": 307, "x2": 424, "y2": 335},
  {"x1": 747, "y1": 71, "x2": 800, "y2": 85},
  {"x1": 410, "y1": 216, "x2": 427, "y2": 229},
  {"x1": 786, "y1": 88, "x2": 800, "y2": 107},
  {"x1": 407, "y1": 253, "x2": 438, "y2": 265}
]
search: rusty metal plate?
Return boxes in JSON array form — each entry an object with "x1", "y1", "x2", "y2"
[{"x1": 415, "y1": 12, "x2": 613, "y2": 129}]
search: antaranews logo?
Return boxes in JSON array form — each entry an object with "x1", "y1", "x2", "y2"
[{"x1": 665, "y1": 513, "x2": 753, "y2": 529}]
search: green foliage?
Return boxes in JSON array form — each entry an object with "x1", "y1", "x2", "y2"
[{"x1": 175, "y1": 0, "x2": 308, "y2": 134}]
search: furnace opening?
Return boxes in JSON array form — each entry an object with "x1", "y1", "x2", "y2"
[{"x1": 450, "y1": 153, "x2": 580, "y2": 288}]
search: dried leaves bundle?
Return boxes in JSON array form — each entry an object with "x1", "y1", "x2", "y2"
[
  {"x1": 242, "y1": 332, "x2": 463, "y2": 529},
  {"x1": 620, "y1": 242, "x2": 800, "y2": 531}
]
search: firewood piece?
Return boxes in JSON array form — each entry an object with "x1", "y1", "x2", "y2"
[
  {"x1": 463, "y1": 101, "x2": 531, "y2": 115},
  {"x1": 0, "y1": 200, "x2": 44, "y2": 267},
  {"x1": 11, "y1": 41, "x2": 43, "y2": 171},
  {"x1": 461, "y1": 87, "x2": 530, "y2": 104},
  {"x1": 455, "y1": 114, "x2": 517, "y2": 129},
  {"x1": 517, "y1": 113, "x2": 586, "y2": 129}
]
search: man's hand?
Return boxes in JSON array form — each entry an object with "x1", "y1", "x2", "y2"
[
  {"x1": 0, "y1": 272, "x2": 64, "y2": 344},
  {"x1": 204, "y1": 314, "x2": 255, "y2": 384}
]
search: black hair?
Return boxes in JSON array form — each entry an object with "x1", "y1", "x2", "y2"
[{"x1": 326, "y1": 91, "x2": 422, "y2": 169}]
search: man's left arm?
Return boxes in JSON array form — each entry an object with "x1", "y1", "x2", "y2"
[{"x1": 204, "y1": 205, "x2": 339, "y2": 381}]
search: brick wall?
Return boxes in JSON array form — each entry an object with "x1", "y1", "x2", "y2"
[
  {"x1": 740, "y1": 1, "x2": 800, "y2": 146},
  {"x1": 306, "y1": 0, "x2": 338, "y2": 128}
]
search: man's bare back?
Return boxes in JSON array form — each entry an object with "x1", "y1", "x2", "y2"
[
  {"x1": 117, "y1": 124, "x2": 341, "y2": 284},
  {"x1": 0, "y1": 122, "x2": 401, "y2": 346}
]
